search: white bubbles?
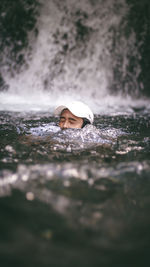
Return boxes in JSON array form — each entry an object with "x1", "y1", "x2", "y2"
[
  {"x1": 63, "y1": 180, "x2": 71, "y2": 187},
  {"x1": 22, "y1": 174, "x2": 29, "y2": 182},
  {"x1": 62, "y1": 168, "x2": 80, "y2": 179},
  {"x1": 5, "y1": 145, "x2": 16, "y2": 154},
  {"x1": 48, "y1": 124, "x2": 113, "y2": 151},
  {"x1": 29, "y1": 125, "x2": 60, "y2": 136},
  {"x1": 0, "y1": 171, "x2": 18, "y2": 197},
  {"x1": 26, "y1": 192, "x2": 35, "y2": 201}
]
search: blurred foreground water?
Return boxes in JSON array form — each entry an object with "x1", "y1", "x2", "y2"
[{"x1": 0, "y1": 109, "x2": 150, "y2": 267}]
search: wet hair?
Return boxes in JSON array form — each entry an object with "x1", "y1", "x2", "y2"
[{"x1": 82, "y1": 118, "x2": 91, "y2": 128}]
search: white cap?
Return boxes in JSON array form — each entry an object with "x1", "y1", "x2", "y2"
[{"x1": 54, "y1": 100, "x2": 94, "y2": 124}]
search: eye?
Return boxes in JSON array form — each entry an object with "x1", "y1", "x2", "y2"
[
  {"x1": 60, "y1": 117, "x2": 65, "y2": 122},
  {"x1": 69, "y1": 120, "x2": 75, "y2": 124}
]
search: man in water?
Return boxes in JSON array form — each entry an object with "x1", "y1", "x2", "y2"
[{"x1": 54, "y1": 100, "x2": 94, "y2": 129}]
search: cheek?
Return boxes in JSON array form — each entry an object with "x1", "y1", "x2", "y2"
[
  {"x1": 78, "y1": 119, "x2": 83, "y2": 128},
  {"x1": 72, "y1": 120, "x2": 83, "y2": 128},
  {"x1": 59, "y1": 121, "x2": 63, "y2": 128}
]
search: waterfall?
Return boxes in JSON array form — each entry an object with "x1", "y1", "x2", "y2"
[{"x1": 0, "y1": 0, "x2": 149, "y2": 113}]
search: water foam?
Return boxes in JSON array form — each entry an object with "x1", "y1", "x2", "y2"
[{"x1": 0, "y1": 0, "x2": 149, "y2": 114}]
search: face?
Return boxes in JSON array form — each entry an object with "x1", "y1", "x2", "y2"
[{"x1": 59, "y1": 109, "x2": 83, "y2": 129}]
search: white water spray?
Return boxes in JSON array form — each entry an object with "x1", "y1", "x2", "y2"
[{"x1": 0, "y1": 0, "x2": 149, "y2": 113}]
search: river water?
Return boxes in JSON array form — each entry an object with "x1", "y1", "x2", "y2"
[
  {"x1": 0, "y1": 0, "x2": 150, "y2": 266},
  {"x1": 0, "y1": 108, "x2": 150, "y2": 267}
]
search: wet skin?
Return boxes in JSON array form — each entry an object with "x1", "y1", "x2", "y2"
[{"x1": 59, "y1": 109, "x2": 83, "y2": 129}]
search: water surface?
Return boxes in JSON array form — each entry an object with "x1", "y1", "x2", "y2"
[{"x1": 0, "y1": 109, "x2": 150, "y2": 267}]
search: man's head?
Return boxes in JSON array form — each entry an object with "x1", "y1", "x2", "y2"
[{"x1": 54, "y1": 101, "x2": 94, "y2": 129}]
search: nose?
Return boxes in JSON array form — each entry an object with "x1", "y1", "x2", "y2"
[{"x1": 62, "y1": 120, "x2": 69, "y2": 129}]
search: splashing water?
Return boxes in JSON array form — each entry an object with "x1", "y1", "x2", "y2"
[{"x1": 0, "y1": 0, "x2": 149, "y2": 113}]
